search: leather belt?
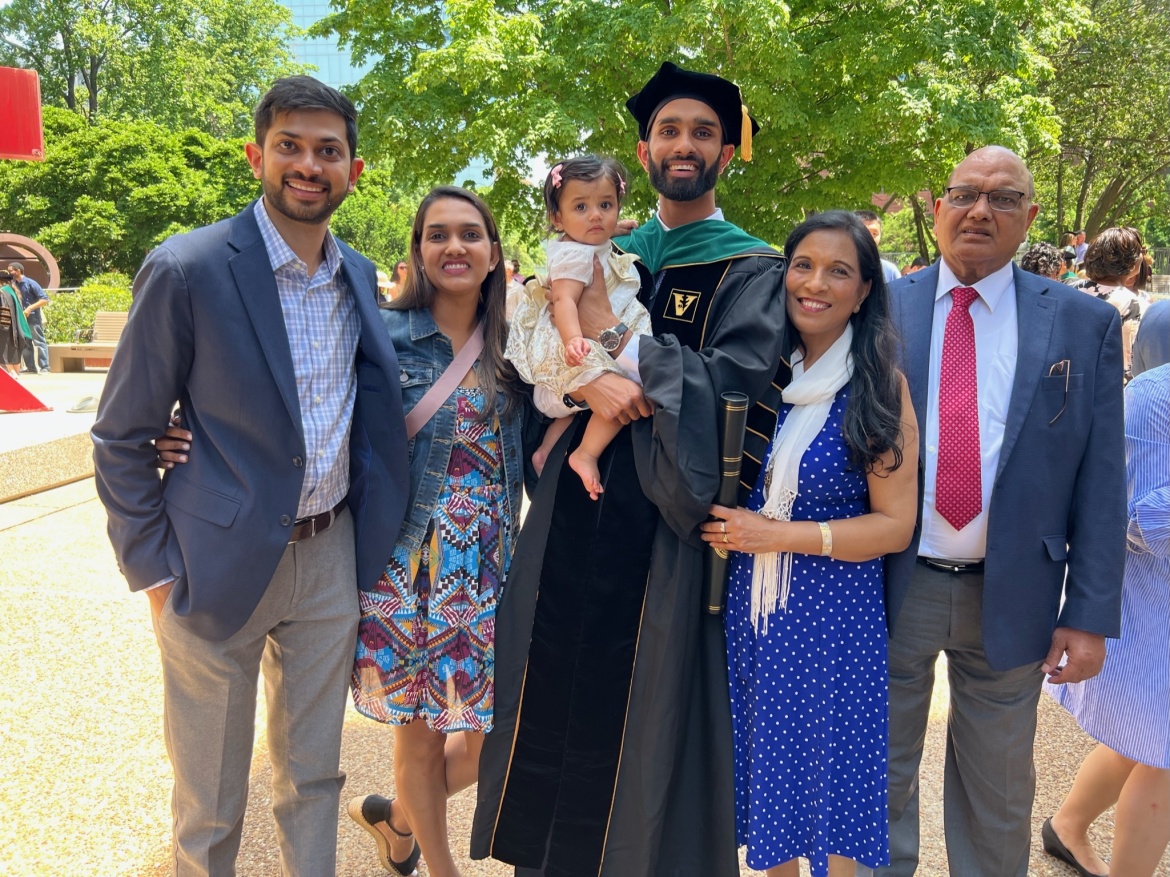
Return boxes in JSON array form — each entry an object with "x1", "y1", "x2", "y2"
[
  {"x1": 918, "y1": 556, "x2": 985, "y2": 575},
  {"x1": 289, "y1": 499, "x2": 347, "y2": 544}
]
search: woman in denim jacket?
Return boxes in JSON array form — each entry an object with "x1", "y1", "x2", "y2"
[{"x1": 348, "y1": 187, "x2": 535, "y2": 877}]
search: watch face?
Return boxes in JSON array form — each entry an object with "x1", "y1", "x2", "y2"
[{"x1": 599, "y1": 329, "x2": 619, "y2": 351}]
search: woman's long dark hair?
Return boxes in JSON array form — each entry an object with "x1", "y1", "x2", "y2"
[
  {"x1": 391, "y1": 186, "x2": 526, "y2": 419},
  {"x1": 782, "y1": 210, "x2": 905, "y2": 474}
]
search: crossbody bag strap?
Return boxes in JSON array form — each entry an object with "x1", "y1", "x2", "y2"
[{"x1": 405, "y1": 322, "x2": 485, "y2": 439}]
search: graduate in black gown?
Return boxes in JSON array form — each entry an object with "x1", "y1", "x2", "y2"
[{"x1": 471, "y1": 62, "x2": 789, "y2": 877}]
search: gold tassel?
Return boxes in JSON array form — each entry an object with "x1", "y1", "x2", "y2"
[{"x1": 740, "y1": 104, "x2": 753, "y2": 162}]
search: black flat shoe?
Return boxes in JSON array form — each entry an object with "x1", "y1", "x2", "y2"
[
  {"x1": 347, "y1": 794, "x2": 422, "y2": 876},
  {"x1": 1041, "y1": 817, "x2": 1108, "y2": 877}
]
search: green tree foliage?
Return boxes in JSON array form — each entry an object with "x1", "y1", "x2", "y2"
[
  {"x1": 1032, "y1": 0, "x2": 1170, "y2": 238},
  {"x1": 318, "y1": 0, "x2": 1067, "y2": 245},
  {"x1": 330, "y1": 167, "x2": 417, "y2": 269},
  {"x1": 0, "y1": 108, "x2": 256, "y2": 281},
  {"x1": 0, "y1": 0, "x2": 304, "y2": 136}
]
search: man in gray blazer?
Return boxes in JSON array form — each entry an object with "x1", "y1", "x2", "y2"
[
  {"x1": 872, "y1": 147, "x2": 1126, "y2": 876},
  {"x1": 92, "y1": 77, "x2": 408, "y2": 876}
]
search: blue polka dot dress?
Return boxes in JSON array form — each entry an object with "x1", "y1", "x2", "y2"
[{"x1": 725, "y1": 385, "x2": 889, "y2": 876}]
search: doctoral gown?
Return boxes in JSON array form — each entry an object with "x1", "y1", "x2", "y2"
[{"x1": 471, "y1": 217, "x2": 789, "y2": 877}]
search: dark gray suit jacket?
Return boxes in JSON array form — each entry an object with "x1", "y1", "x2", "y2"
[
  {"x1": 93, "y1": 203, "x2": 409, "y2": 640},
  {"x1": 885, "y1": 262, "x2": 1127, "y2": 670}
]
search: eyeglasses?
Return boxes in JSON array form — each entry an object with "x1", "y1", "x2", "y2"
[{"x1": 944, "y1": 187, "x2": 1029, "y2": 212}]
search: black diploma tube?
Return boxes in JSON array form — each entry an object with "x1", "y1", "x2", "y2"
[{"x1": 704, "y1": 391, "x2": 749, "y2": 615}]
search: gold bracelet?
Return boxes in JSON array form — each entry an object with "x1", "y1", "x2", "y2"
[{"x1": 818, "y1": 521, "x2": 833, "y2": 557}]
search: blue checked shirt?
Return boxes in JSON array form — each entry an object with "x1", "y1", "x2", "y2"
[{"x1": 254, "y1": 200, "x2": 360, "y2": 518}]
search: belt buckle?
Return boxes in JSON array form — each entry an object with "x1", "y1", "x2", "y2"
[
  {"x1": 921, "y1": 556, "x2": 980, "y2": 575},
  {"x1": 306, "y1": 508, "x2": 330, "y2": 540},
  {"x1": 311, "y1": 506, "x2": 337, "y2": 539}
]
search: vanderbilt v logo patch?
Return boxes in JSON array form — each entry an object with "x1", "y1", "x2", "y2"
[{"x1": 664, "y1": 288, "x2": 701, "y2": 323}]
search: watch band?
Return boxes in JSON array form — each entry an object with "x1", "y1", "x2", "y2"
[{"x1": 599, "y1": 321, "x2": 629, "y2": 352}]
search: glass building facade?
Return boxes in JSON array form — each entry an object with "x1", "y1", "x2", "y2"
[{"x1": 281, "y1": 0, "x2": 369, "y2": 88}]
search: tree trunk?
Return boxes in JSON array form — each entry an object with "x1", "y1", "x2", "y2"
[
  {"x1": 88, "y1": 55, "x2": 100, "y2": 119},
  {"x1": 911, "y1": 194, "x2": 935, "y2": 261},
  {"x1": 1056, "y1": 155, "x2": 1065, "y2": 238},
  {"x1": 1075, "y1": 153, "x2": 1096, "y2": 230}
]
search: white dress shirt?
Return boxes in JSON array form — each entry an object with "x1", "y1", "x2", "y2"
[
  {"x1": 533, "y1": 208, "x2": 725, "y2": 418},
  {"x1": 918, "y1": 260, "x2": 1018, "y2": 561}
]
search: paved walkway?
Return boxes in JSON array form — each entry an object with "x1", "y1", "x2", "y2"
[{"x1": 0, "y1": 375, "x2": 1162, "y2": 875}]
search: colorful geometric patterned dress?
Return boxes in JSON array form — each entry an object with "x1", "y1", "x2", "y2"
[{"x1": 352, "y1": 387, "x2": 512, "y2": 733}]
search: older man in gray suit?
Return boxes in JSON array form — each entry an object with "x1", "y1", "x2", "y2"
[
  {"x1": 868, "y1": 146, "x2": 1126, "y2": 877},
  {"x1": 92, "y1": 77, "x2": 408, "y2": 876}
]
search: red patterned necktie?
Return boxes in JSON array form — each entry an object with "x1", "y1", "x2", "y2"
[{"x1": 936, "y1": 286, "x2": 982, "y2": 531}]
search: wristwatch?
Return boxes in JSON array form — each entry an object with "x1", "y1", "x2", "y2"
[
  {"x1": 597, "y1": 321, "x2": 629, "y2": 352},
  {"x1": 562, "y1": 394, "x2": 588, "y2": 410}
]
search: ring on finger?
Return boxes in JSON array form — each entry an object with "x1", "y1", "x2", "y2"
[
  {"x1": 720, "y1": 521, "x2": 727, "y2": 534},
  {"x1": 722, "y1": 534, "x2": 729, "y2": 544}
]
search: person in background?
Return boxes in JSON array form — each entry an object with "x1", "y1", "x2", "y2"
[
  {"x1": 387, "y1": 260, "x2": 409, "y2": 299},
  {"x1": 9, "y1": 262, "x2": 49, "y2": 374},
  {"x1": 0, "y1": 269, "x2": 33, "y2": 377},
  {"x1": 1071, "y1": 227, "x2": 1146, "y2": 379},
  {"x1": 1041, "y1": 322, "x2": 1170, "y2": 877},
  {"x1": 872, "y1": 146, "x2": 1125, "y2": 877},
  {"x1": 1060, "y1": 245, "x2": 1079, "y2": 283},
  {"x1": 1075, "y1": 229, "x2": 1089, "y2": 266},
  {"x1": 1020, "y1": 241, "x2": 1064, "y2": 280},
  {"x1": 855, "y1": 210, "x2": 902, "y2": 283},
  {"x1": 504, "y1": 257, "x2": 527, "y2": 321},
  {"x1": 902, "y1": 256, "x2": 929, "y2": 275},
  {"x1": 376, "y1": 270, "x2": 393, "y2": 303}
]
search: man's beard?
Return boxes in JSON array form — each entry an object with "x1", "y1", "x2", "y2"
[
  {"x1": 647, "y1": 155, "x2": 720, "y2": 202},
  {"x1": 262, "y1": 173, "x2": 344, "y2": 226}
]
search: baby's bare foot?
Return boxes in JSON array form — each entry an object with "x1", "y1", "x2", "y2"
[{"x1": 569, "y1": 449, "x2": 603, "y2": 500}]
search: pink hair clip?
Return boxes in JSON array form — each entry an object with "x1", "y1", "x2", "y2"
[
  {"x1": 618, "y1": 176, "x2": 626, "y2": 197},
  {"x1": 550, "y1": 164, "x2": 564, "y2": 188}
]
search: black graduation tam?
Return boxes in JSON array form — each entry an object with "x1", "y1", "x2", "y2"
[{"x1": 625, "y1": 61, "x2": 759, "y2": 160}]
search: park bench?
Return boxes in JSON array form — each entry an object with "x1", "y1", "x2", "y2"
[{"x1": 48, "y1": 310, "x2": 128, "y2": 373}]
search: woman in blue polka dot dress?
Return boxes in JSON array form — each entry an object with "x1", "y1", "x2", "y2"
[{"x1": 701, "y1": 211, "x2": 919, "y2": 877}]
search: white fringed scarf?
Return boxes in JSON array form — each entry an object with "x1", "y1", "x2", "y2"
[{"x1": 751, "y1": 324, "x2": 854, "y2": 635}]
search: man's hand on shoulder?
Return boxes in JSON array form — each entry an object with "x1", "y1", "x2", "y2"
[{"x1": 1042, "y1": 627, "x2": 1106, "y2": 684}]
